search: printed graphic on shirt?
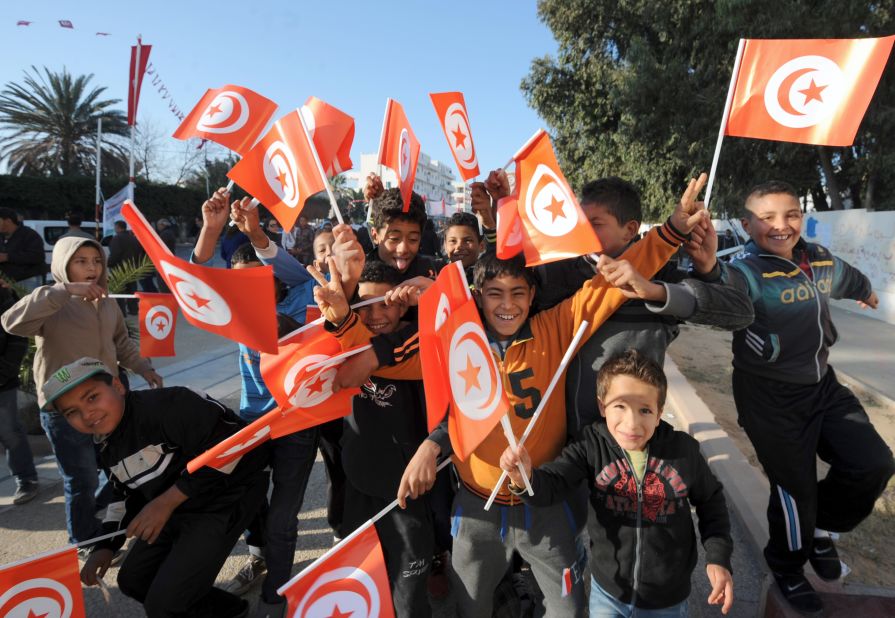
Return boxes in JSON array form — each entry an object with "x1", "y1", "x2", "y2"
[
  {"x1": 594, "y1": 456, "x2": 689, "y2": 523},
  {"x1": 359, "y1": 380, "x2": 397, "y2": 408}
]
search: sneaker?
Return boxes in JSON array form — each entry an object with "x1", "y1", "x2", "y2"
[
  {"x1": 252, "y1": 599, "x2": 286, "y2": 618},
  {"x1": 427, "y1": 551, "x2": 450, "y2": 600},
  {"x1": 772, "y1": 571, "x2": 823, "y2": 616},
  {"x1": 221, "y1": 556, "x2": 266, "y2": 595},
  {"x1": 12, "y1": 481, "x2": 39, "y2": 505},
  {"x1": 809, "y1": 536, "x2": 843, "y2": 581}
]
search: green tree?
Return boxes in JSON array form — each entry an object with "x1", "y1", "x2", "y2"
[
  {"x1": 522, "y1": 0, "x2": 895, "y2": 219},
  {"x1": 0, "y1": 66, "x2": 130, "y2": 177}
]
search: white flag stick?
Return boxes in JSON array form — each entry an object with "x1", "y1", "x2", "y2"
[
  {"x1": 225, "y1": 178, "x2": 235, "y2": 192},
  {"x1": 0, "y1": 529, "x2": 128, "y2": 572},
  {"x1": 500, "y1": 414, "x2": 535, "y2": 496},
  {"x1": 277, "y1": 457, "x2": 452, "y2": 596},
  {"x1": 484, "y1": 321, "x2": 589, "y2": 511},
  {"x1": 107, "y1": 294, "x2": 138, "y2": 299},
  {"x1": 704, "y1": 39, "x2": 746, "y2": 211},
  {"x1": 502, "y1": 128, "x2": 545, "y2": 171},
  {"x1": 296, "y1": 107, "x2": 344, "y2": 225},
  {"x1": 277, "y1": 296, "x2": 388, "y2": 343},
  {"x1": 306, "y1": 344, "x2": 373, "y2": 373}
]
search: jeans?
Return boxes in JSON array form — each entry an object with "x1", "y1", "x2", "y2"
[
  {"x1": 589, "y1": 577, "x2": 688, "y2": 618},
  {"x1": 0, "y1": 388, "x2": 37, "y2": 486},
  {"x1": 40, "y1": 410, "x2": 104, "y2": 543}
]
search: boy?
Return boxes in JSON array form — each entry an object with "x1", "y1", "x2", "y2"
[
  {"x1": 48, "y1": 357, "x2": 269, "y2": 618},
  {"x1": 695, "y1": 180, "x2": 894, "y2": 615},
  {"x1": 1, "y1": 237, "x2": 162, "y2": 544},
  {"x1": 442, "y1": 212, "x2": 485, "y2": 280},
  {"x1": 500, "y1": 350, "x2": 734, "y2": 616}
]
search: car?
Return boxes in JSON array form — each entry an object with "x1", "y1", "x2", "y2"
[{"x1": 23, "y1": 220, "x2": 111, "y2": 263}]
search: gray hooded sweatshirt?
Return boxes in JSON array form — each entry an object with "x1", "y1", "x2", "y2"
[{"x1": 1, "y1": 237, "x2": 152, "y2": 407}]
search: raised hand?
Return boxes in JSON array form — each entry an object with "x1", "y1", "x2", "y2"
[
  {"x1": 230, "y1": 197, "x2": 268, "y2": 248},
  {"x1": 470, "y1": 182, "x2": 496, "y2": 229},
  {"x1": 597, "y1": 255, "x2": 667, "y2": 302},
  {"x1": 363, "y1": 173, "x2": 385, "y2": 202},
  {"x1": 685, "y1": 216, "x2": 719, "y2": 275},
  {"x1": 201, "y1": 187, "x2": 231, "y2": 231},
  {"x1": 309, "y1": 257, "x2": 349, "y2": 325},
  {"x1": 670, "y1": 173, "x2": 709, "y2": 234},
  {"x1": 484, "y1": 169, "x2": 511, "y2": 201}
]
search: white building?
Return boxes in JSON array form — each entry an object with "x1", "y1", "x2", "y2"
[{"x1": 343, "y1": 152, "x2": 458, "y2": 204}]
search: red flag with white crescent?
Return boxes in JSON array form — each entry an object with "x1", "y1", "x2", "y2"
[
  {"x1": 300, "y1": 96, "x2": 355, "y2": 177},
  {"x1": 726, "y1": 36, "x2": 895, "y2": 146},
  {"x1": 173, "y1": 85, "x2": 277, "y2": 155},
  {"x1": 495, "y1": 195, "x2": 524, "y2": 259},
  {"x1": 0, "y1": 547, "x2": 86, "y2": 618},
  {"x1": 136, "y1": 292, "x2": 178, "y2": 357},
  {"x1": 122, "y1": 201, "x2": 279, "y2": 353},
  {"x1": 377, "y1": 98, "x2": 420, "y2": 212},
  {"x1": 279, "y1": 523, "x2": 395, "y2": 618},
  {"x1": 127, "y1": 38, "x2": 151, "y2": 126},
  {"x1": 227, "y1": 110, "x2": 328, "y2": 232},
  {"x1": 430, "y1": 91, "x2": 480, "y2": 181}
]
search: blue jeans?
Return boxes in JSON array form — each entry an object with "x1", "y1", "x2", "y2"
[
  {"x1": 0, "y1": 388, "x2": 37, "y2": 486},
  {"x1": 590, "y1": 577, "x2": 688, "y2": 618},
  {"x1": 40, "y1": 410, "x2": 104, "y2": 543}
]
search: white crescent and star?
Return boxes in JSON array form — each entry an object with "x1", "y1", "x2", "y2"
[
  {"x1": 196, "y1": 91, "x2": 250, "y2": 134},
  {"x1": 263, "y1": 138, "x2": 301, "y2": 209},
  {"x1": 0, "y1": 577, "x2": 73, "y2": 618},
  {"x1": 524, "y1": 164, "x2": 579, "y2": 237},
  {"x1": 144, "y1": 305, "x2": 174, "y2": 341},
  {"x1": 159, "y1": 261, "x2": 232, "y2": 327},
  {"x1": 282, "y1": 354, "x2": 337, "y2": 409},
  {"x1": 443, "y1": 102, "x2": 477, "y2": 170},
  {"x1": 763, "y1": 55, "x2": 845, "y2": 129},
  {"x1": 397, "y1": 129, "x2": 412, "y2": 182},
  {"x1": 448, "y1": 322, "x2": 501, "y2": 421},
  {"x1": 294, "y1": 566, "x2": 381, "y2": 618}
]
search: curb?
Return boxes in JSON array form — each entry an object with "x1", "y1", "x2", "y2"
[{"x1": 837, "y1": 369, "x2": 895, "y2": 412}]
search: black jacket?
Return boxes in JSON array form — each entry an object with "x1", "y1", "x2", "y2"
[
  {"x1": 523, "y1": 421, "x2": 733, "y2": 610},
  {"x1": 0, "y1": 288, "x2": 27, "y2": 391},
  {"x1": 107, "y1": 230, "x2": 145, "y2": 269},
  {"x1": 0, "y1": 225, "x2": 46, "y2": 281}
]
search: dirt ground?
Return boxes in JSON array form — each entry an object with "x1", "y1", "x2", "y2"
[{"x1": 667, "y1": 324, "x2": 895, "y2": 588}]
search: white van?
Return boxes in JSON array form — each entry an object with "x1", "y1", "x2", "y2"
[{"x1": 23, "y1": 220, "x2": 111, "y2": 263}]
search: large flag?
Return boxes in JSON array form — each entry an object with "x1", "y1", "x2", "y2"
[
  {"x1": 136, "y1": 292, "x2": 178, "y2": 357},
  {"x1": 101, "y1": 184, "x2": 129, "y2": 237},
  {"x1": 173, "y1": 85, "x2": 277, "y2": 154},
  {"x1": 127, "y1": 38, "x2": 151, "y2": 126},
  {"x1": 514, "y1": 130, "x2": 601, "y2": 265},
  {"x1": 279, "y1": 523, "x2": 395, "y2": 618},
  {"x1": 377, "y1": 99, "x2": 420, "y2": 212},
  {"x1": 227, "y1": 110, "x2": 327, "y2": 232},
  {"x1": 430, "y1": 91, "x2": 480, "y2": 181},
  {"x1": 726, "y1": 36, "x2": 895, "y2": 146},
  {"x1": 418, "y1": 261, "x2": 472, "y2": 432},
  {"x1": 495, "y1": 195, "x2": 524, "y2": 259},
  {"x1": 0, "y1": 546, "x2": 86, "y2": 618},
  {"x1": 300, "y1": 96, "x2": 355, "y2": 177},
  {"x1": 122, "y1": 201, "x2": 279, "y2": 353}
]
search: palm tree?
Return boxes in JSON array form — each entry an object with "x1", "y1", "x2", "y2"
[{"x1": 0, "y1": 66, "x2": 130, "y2": 177}]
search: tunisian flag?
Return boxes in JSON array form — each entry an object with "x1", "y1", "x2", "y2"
[
  {"x1": 514, "y1": 130, "x2": 601, "y2": 266},
  {"x1": 278, "y1": 522, "x2": 395, "y2": 618},
  {"x1": 377, "y1": 98, "x2": 420, "y2": 212},
  {"x1": 122, "y1": 201, "x2": 279, "y2": 353},
  {"x1": 227, "y1": 110, "x2": 328, "y2": 232},
  {"x1": 173, "y1": 85, "x2": 277, "y2": 154},
  {"x1": 0, "y1": 547, "x2": 86, "y2": 618},
  {"x1": 127, "y1": 37, "x2": 151, "y2": 126},
  {"x1": 300, "y1": 96, "x2": 355, "y2": 176},
  {"x1": 136, "y1": 292, "x2": 178, "y2": 357},
  {"x1": 495, "y1": 195, "x2": 524, "y2": 259},
  {"x1": 419, "y1": 261, "x2": 471, "y2": 432},
  {"x1": 430, "y1": 91, "x2": 480, "y2": 181},
  {"x1": 726, "y1": 36, "x2": 895, "y2": 146}
]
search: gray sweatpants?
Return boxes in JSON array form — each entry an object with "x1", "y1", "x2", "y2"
[{"x1": 449, "y1": 485, "x2": 587, "y2": 617}]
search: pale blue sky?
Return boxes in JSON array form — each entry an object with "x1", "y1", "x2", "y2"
[{"x1": 0, "y1": 1, "x2": 558, "y2": 181}]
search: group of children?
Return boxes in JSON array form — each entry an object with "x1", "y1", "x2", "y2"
[{"x1": 3, "y1": 166, "x2": 891, "y2": 618}]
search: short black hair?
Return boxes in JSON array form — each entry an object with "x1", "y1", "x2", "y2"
[
  {"x1": 741, "y1": 180, "x2": 800, "y2": 218},
  {"x1": 0, "y1": 207, "x2": 18, "y2": 222},
  {"x1": 597, "y1": 349, "x2": 667, "y2": 409},
  {"x1": 473, "y1": 252, "x2": 537, "y2": 291},
  {"x1": 579, "y1": 177, "x2": 642, "y2": 225},
  {"x1": 359, "y1": 261, "x2": 403, "y2": 286},
  {"x1": 114, "y1": 220, "x2": 127, "y2": 231},
  {"x1": 369, "y1": 188, "x2": 427, "y2": 231},
  {"x1": 67, "y1": 213, "x2": 83, "y2": 226},
  {"x1": 230, "y1": 243, "x2": 261, "y2": 266},
  {"x1": 313, "y1": 228, "x2": 334, "y2": 240},
  {"x1": 445, "y1": 212, "x2": 482, "y2": 240}
]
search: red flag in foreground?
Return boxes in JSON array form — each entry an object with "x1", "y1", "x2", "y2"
[
  {"x1": 0, "y1": 547, "x2": 86, "y2": 618},
  {"x1": 173, "y1": 85, "x2": 277, "y2": 154},
  {"x1": 279, "y1": 523, "x2": 395, "y2": 618},
  {"x1": 122, "y1": 201, "x2": 279, "y2": 353},
  {"x1": 377, "y1": 99, "x2": 420, "y2": 212},
  {"x1": 136, "y1": 292, "x2": 178, "y2": 357},
  {"x1": 495, "y1": 195, "x2": 524, "y2": 259},
  {"x1": 300, "y1": 96, "x2": 355, "y2": 176},
  {"x1": 127, "y1": 38, "x2": 151, "y2": 126},
  {"x1": 430, "y1": 91, "x2": 480, "y2": 181},
  {"x1": 726, "y1": 36, "x2": 895, "y2": 146},
  {"x1": 418, "y1": 261, "x2": 471, "y2": 432},
  {"x1": 514, "y1": 130, "x2": 601, "y2": 265},
  {"x1": 227, "y1": 110, "x2": 327, "y2": 232}
]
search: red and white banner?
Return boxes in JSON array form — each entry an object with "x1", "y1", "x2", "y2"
[
  {"x1": 136, "y1": 292, "x2": 178, "y2": 357},
  {"x1": 495, "y1": 195, "x2": 524, "y2": 259},
  {"x1": 127, "y1": 38, "x2": 151, "y2": 126},
  {"x1": 0, "y1": 547, "x2": 86, "y2": 618},
  {"x1": 173, "y1": 85, "x2": 277, "y2": 155},
  {"x1": 377, "y1": 98, "x2": 420, "y2": 212},
  {"x1": 300, "y1": 96, "x2": 355, "y2": 177},
  {"x1": 122, "y1": 201, "x2": 279, "y2": 353},
  {"x1": 430, "y1": 91, "x2": 480, "y2": 181},
  {"x1": 726, "y1": 36, "x2": 895, "y2": 146}
]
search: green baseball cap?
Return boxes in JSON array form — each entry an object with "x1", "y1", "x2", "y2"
[{"x1": 42, "y1": 357, "x2": 113, "y2": 411}]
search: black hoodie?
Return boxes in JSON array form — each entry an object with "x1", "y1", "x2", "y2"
[{"x1": 522, "y1": 420, "x2": 733, "y2": 610}]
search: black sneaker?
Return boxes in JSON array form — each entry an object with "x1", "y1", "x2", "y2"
[
  {"x1": 809, "y1": 536, "x2": 842, "y2": 581},
  {"x1": 772, "y1": 571, "x2": 823, "y2": 616}
]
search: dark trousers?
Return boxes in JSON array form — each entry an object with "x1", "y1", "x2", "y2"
[
  {"x1": 343, "y1": 480, "x2": 435, "y2": 618},
  {"x1": 733, "y1": 367, "x2": 895, "y2": 574},
  {"x1": 117, "y1": 471, "x2": 268, "y2": 617},
  {"x1": 318, "y1": 419, "x2": 347, "y2": 538}
]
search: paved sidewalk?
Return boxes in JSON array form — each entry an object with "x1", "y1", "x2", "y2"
[{"x1": 827, "y1": 304, "x2": 895, "y2": 407}]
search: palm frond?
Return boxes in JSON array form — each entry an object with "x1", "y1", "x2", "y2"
[{"x1": 107, "y1": 255, "x2": 155, "y2": 294}]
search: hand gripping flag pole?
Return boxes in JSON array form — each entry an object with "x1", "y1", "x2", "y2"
[{"x1": 484, "y1": 320, "x2": 589, "y2": 511}]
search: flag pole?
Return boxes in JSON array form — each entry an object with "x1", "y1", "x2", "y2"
[
  {"x1": 277, "y1": 457, "x2": 452, "y2": 597},
  {"x1": 0, "y1": 529, "x2": 127, "y2": 572},
  {"x1": 277, "y1": 295, "x2": 388, "y2": 342},
  {"x1": 485, "y1": 321, "x2": 589, "y2": 511},
  {"x1": 704, "y1": 38, "x2": 746, "y2": 211},
  {"x1": 94, "y1": 117, "x2": 103, "y2": 240},
  {"x1": 128, "y1": 35, "x2": 142, "y2": 203},
  {"x1": 296, "y1": 108, "x2": 344, "y2": 225},
  {"x1": 500, "y1": 415, "x2": 535, "y2": 496}
]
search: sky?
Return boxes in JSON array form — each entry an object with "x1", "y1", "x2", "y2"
[{"x1": 0, "y1": 1, "x2": 559, "y2": 184}]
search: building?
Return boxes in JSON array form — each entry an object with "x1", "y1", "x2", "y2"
[{"x1": 343, "y1": 152, "x2": 458, "y2": 204}]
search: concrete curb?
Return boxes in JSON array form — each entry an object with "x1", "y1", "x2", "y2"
[{"x1": 837, "y1": 369, "x2": 895, "y2": 412}]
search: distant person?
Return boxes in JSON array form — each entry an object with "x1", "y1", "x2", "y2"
[
  {"x1": 155, "y1": 219, "x2": 178, "y2": 291},
  {"x1": 419, "y1": 217, "x2": 440, "y2": 258},
  {"x1": 284, "y1": 215, "x2": 314, "y2": 265},
  {"x1": 265, "y1": 219, "x2": 283, "y2": 246},
  {"x1": 59, "y1": 213, "x2": 94, "y2": 240},
  {"x1": 0, "y1": 207, "x2": 46, "y2": 285},
  {"x1": 108, "y1": 220, "x2": 147, "y2": 315}
]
